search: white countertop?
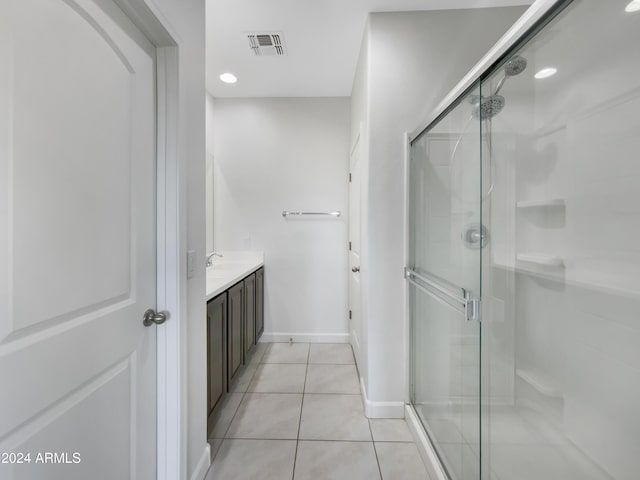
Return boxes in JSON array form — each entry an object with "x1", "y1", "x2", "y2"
[{"x1": 206, "y1": 251, "x2": 264, "y2": 301}]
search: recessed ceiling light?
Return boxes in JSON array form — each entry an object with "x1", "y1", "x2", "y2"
[
  {"x1": 625, "y1": 1, "x2": 640, "y2": 12},
  {"x1": 534, "y1": 67, "x2": 557, "y2": 79},
  {"x1": 219, "y1": 73, "x2": 237, "y2": 84}
]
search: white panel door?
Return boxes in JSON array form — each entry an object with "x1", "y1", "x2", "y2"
[
  {"x1": 349, "y1": 135, "x2": 362, "y2": 367},
  {"x1": 0, "y1": 0, "x2": 157, "y2": 478}
]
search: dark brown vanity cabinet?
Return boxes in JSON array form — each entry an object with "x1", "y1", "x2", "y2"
[
  {"x1": 207, "y1": 267, "x2": 265, "y2": 434},
  {"x1": 256, "y1": 268, "x2": 264, "y2": 339},
  {"x1": 207, "y1": 293, "x2": 227, "y2": 416},
  {"x1": 243, "y1": 274, "x2": 256, "y2": 358},
  {"x1": 227, "y1": 281, "x2": 244, "y2": 386}
]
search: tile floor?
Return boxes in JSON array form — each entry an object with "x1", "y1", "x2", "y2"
[{"x1": 205, "y1": 342, "x2": 430, "y2": 480}]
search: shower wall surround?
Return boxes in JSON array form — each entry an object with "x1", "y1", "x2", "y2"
[{"x1": 350, "y1": 5, "x2": 526, "y2": 417}]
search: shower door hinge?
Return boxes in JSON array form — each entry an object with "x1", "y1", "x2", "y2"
[
  {"x1": 349, "y1": 173, "x2": 352, "y2": 182},
  {"x1": 465, "y1": 298, "x2": 481, "y2": 323},
  {"x1": 349, "y1": 241, "x2": 352, "y2": 251},
  {"x1": 349, "y1": 310, "x2": 352, "y2": 320}
]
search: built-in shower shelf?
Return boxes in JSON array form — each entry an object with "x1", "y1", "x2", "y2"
[
  {"x1": 516, "y1": 368, "x2": 563, "y2": 399},
  {"x1": 516, "y1": 253, "x2": 565, "y2": 268},
  {"x1": 516, "y1": 198, "x2": 565, "y2": 209}
]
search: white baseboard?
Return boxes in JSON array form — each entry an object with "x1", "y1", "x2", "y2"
[
  {"x1": 260, "y1": 332, "x2": 350, "y2": 343},
  {"x1": 405, "y1": 404, "x2": 448, "y2": 480},
  {"x1": 190, "y1": 443, "x2": 211, "y2": 480},
  {"x1": 359, "y1": 377, "x2": 405, "y2": 419}
]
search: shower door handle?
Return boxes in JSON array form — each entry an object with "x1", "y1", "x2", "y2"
[{"x1": 404, "y1": 267, "x2": 480, "y2": 322}]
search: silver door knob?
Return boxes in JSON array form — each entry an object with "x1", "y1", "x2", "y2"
[
  {"x1": 143, "y1": 309, "x2": 169, "y2": 327},
  {"x1": 352, "y1": 266, "x2": 360, "y2": 273}
]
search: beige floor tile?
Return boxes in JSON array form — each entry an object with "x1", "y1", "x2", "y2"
[
  {"x1": 226, "y1": 393, "x2": 302, "y2": 439},
  {"x1": 248, "y1": 342, "x2": 269, "y2": 364},
  {"x1": 248, "y1": 363, "x2": 307, "y2": 393},
  {"x1": 305, "y1": 364, "x2": 359, "y2": 394},
  {"x1": 299, "y1": 394, "x2": 371, "y2": 441},
  {"x1": 375, "y1": 442, "x2": 430, "y2": 480},
  {"x1": 369, "y1": 418, "x2": 414, "y2": 442},
  {"x1": 206, "y1": 439, "x2": 296, "y2": 480},
  {"x1": 229, "y1": 363, "x2": 257, "y2": 393},
  {"x1": 308, "y1": 343, "x2": 354, "y2": 364},
  {"x1": 294, "y1": 441, "x2": 380, "y2": 480},
  {"x1": 209, "y1": 438, "x2": 223, "y2": 463},
  {"x1": 208, "y1": 393, "x2": 244, "y2": 439},
  {"x1": 262, "y1": 343, "x2": 310, "y2": 364},
  {"x1": 204, "y1": 341, "x2": 434, "y2": 480}
]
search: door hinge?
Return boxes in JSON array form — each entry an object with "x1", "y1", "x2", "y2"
[
  {"x1": 349, "y1": 310, "x2": 352, "y2": 320},
  {"x1": 349, "y1": 173, "x2": 352, "y2": 182},
  {"x1": 349, "y1": 241, "x2": 352, "y2": 251},
  {"x1": 465, "y1": 298, "x2": 481, "y2": 322}
]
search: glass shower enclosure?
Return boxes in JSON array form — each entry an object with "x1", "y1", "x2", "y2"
[{"x1": 407, "y1": 1, "x2": 640, "y2": 479}]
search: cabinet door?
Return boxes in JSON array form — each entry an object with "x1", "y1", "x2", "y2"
[
  {"x1": 207, "y1": 293, "x2": 227, "y2": 416},
  {"x1": 227, "y1": 282, "x2": 244, "y2": 385},
  {"x1": 244, "y1": 273, "x2": 256, "y2": 359},
  {"x1": 256, "y1": 268, "x2": 264, "y2": 341}
]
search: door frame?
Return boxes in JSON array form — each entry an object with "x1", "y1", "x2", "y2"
[
  {"x1": 348, "y1": 126, "x2": 361, "y2": 366},
  {"x1": 156, "y1": 46, "x2": 184, "y2": 480},
  {"x1": 111, "y1": 2, "x2": 184, "y2": 479},
  {"x1": 403, "y1": 132, "x2": 411, "y2": 405}
]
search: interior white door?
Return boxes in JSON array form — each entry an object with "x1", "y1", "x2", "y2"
[
  {"x1": 0, "y1": 0, "x2": 157, "y2": 479},
  {"x1": 349, "y1": 134, "x2": 362, "y2": 367}
]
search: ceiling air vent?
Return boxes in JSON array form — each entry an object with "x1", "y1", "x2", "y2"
[{"x1": 247, "y1": 32, "x2": 286, "y2": 57}]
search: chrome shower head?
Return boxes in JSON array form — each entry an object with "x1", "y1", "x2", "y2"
[
  {"x1": 504, "y1": 55, "x2": 527, "y2": 77},
  {"x1": 467, "y1": 56, "x2": 525, "y2": 120},
  {"x1": 472, "y1": 95, "x2": 505, "y2": 119},
  {"x1": 493, "y1": 55, "x2": 527, "y2": 96}
]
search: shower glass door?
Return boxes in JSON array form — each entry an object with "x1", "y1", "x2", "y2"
[{"x1": 409, "y1": 83, "x2": 483, "y2": 480}]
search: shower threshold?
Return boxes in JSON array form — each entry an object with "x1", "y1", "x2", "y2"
[{"x1": 409, "y1": 403, "x2": 613, "y2": 480}]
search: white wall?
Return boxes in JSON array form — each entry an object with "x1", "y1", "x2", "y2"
[
  {"x1": 206, "y1": 94, "x2": 215, "y2": 253},
  {"x1": 351, "y1": 7, "x2": 526, "y2": 415},
  {"x1": 211, "y1": 97, "x2": 350, "y2": 341},
  {"x1": 350, "y1": 22, "x2": 369, "y2": 149}
]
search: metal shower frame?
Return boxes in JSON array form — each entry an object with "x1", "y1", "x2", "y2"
[{"x1": 403, "y1": 1, "x2": 575, "y2": 479}]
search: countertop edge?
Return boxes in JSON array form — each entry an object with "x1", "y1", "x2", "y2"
[{"x1": 205, "y1": 261, "x2": 264, "y2": 302}]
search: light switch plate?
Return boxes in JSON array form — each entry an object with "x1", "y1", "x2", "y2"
[{"x1": 187, "y1": 250, "x2": 196, "y2": 279}]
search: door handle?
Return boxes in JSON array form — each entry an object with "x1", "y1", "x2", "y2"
[
  {"x1": 143, "y1": 309, "x2": 169, "y2": 326},
  {"x1": 352, "y1": 266, "x2": 360, "y2": 273}
]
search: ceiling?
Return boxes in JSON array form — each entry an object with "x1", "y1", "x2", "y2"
[{"x1": 206, "y1": 0, "x2": 533, "y2": 98}]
